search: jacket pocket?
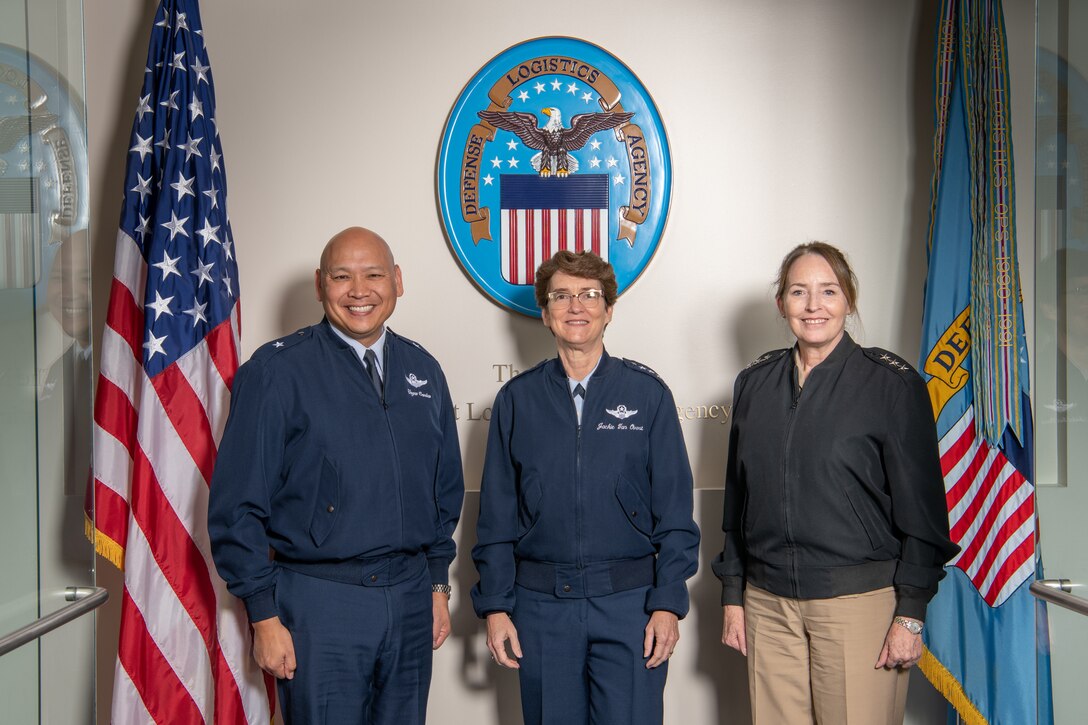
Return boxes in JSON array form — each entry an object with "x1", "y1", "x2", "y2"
[
  {"x1": 840, "y1": 485, "x2": 888, "y2": 553},
  {"x1": 517, "y1": 478, "x2": 543, "y2": 537},
  {"x1": 615, "y1": 476, "x2": 652, "y2": 536},
  {"x1": 309, "y1": 457, "x2": 340, "y2": 547}
]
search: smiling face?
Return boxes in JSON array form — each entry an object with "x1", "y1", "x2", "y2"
[
  {"x1": 315, "y1": 227, "x2": 403, "y2": 346},
  {"x1": 47, "y1": 230, "x2": 92, "y2": 346},
  {"x1": 541, "y1": 271, "x2": 613, "y2": 354},
  {"x1": 777, "y1": 252, "x2": 851, "y2": 358}
]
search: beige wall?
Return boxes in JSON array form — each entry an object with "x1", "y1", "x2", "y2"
[{"x1": 84, "y1": 0, "x2": 1036, "y2": 722}]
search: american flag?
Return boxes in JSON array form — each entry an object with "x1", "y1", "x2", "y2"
[
  {"x1": 89, "y1": 1, "x2": 271, "y2": 721},
  {"x1": 499, "y1": 174, "x2": 609, "y2": 284},
  {"x1": 938, "y1": 406, "x2": 1035, "y2": 606}
]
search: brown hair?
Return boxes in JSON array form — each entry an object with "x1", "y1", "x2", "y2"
[
  {"x1": 534, "y1": 251, "x2": 619, "y2": 308},
  {"x1": 774, "y1": 241, "x2": 858, "y2": 312}
]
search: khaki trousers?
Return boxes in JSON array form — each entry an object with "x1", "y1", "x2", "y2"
[{"x1": 744, "y1": 585, "x2": 909, "y2": 725}]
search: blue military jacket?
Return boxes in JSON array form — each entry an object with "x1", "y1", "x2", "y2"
[
  {"x1": 209, "y1": 320, "x2": 464, "y2": 622},
  {"x1": 471, "y1": 351, "x2": 700, "y2": 618}
]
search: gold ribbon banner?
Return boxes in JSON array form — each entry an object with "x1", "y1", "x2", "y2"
[
  {"x1": 460, "y1": 55, "x2": 640, "y2": 246},
  {"x1": 923, "y1": 306, "x2": 971, "y2": 419},
  {"x1": 459, "y1": 123, "x2": 495, "y2": 244}
]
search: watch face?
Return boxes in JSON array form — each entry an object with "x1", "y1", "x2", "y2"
[{"x1": 898, "y1": 618, "x2": 922, "y2": 634}]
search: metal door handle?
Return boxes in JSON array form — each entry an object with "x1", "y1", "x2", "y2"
[
  {"x1": 1030, "y1": 579, "x2": 1088, "y2": 617},
  {"x1": 0, "y1": 586, "x2": 109, "y2": 657}
]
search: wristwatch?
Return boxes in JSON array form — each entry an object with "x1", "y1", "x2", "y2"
[
  {"x1": 893, "y1": 616, "x2": 923, "y2": 635},
  {"x1": 432, "y1": 583, "x2": 452, "y2": 596}
]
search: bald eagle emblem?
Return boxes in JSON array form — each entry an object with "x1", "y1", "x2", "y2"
[
  {"x1": 405, "y1": 373, "x2": 428, "y2": 388},
  {"x1": 478, "y1": 107, "x2": 634, "y2": 178},
  {"x1": 605, "y1": 405, "x2": 638, "y2": 420}
]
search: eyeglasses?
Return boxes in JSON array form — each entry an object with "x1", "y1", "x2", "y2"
[{"x1": 546, "y1": 289, "x2": 605, "y2": 308}]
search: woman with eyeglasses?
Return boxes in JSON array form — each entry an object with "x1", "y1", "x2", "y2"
[
  {"x1": 712, "y1": 242, "x2": 958, "y2": 724},
  {"x1": 471, "y1": 250, "x2": 700, "y2": 725}
]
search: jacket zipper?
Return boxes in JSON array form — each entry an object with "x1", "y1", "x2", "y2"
[
  {"x1": 781, "y1": 382, "x2": 802, "y2": 596},
  {"x1": 573, "y1": 384, "x2": 585, "y2": 570}
]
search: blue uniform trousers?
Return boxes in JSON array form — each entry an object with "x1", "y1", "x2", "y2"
[
  {"x1": 513, "y1": 584, "x2": 667, "y2": 725},
  {"x1": 275, "y1": 558, "x2": 433, "y2": 724}
]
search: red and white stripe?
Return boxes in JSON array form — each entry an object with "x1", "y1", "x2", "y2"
[
  {"x1": 501, "y1": 208, "x2": 607, "y2": 285},
  {"x1": 939, "y1": 405, "x2": 1035, "y2": 607},
  {"x1": 92, "y1": 229, "x2": 271, "y2": 724}
]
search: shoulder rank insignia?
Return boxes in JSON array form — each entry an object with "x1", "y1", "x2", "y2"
[
  {"x1": 623, "y1": 358, "x2": 663, "y2": 382},
  {"x1": 744, "y1": 348, "x2": 789, "y2": 371},
  {"x1": 864, "y1": 348, "x2": 915, "y2": 374}
]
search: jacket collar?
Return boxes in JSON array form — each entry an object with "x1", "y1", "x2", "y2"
[
  {"x1": 791, "y1": 331, "x2": 858, "y2": 377},
  {"x1": 547, "y1": 348, "x2": 616, "y2": 382}
]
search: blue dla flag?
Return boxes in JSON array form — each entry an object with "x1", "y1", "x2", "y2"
[{"x1": 917, "y1": 1, "x2": 1052, "y2": 723}]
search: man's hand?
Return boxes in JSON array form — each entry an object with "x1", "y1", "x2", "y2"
[
  {"x1": 721, "y1": 605, "x2": 747, "y2": 656},
  {"x1": 485, "y1": 612, "x2": 522, "y2": 669},
  {"x1": 643, "y1": 610, "x2": 680, "y2": 669},
  {"x1": 252, "y1": 616, "x2": 296, "y2": 679},
  {"x1": 432, "y1": 591, "x2": 452, "y2": 650}
]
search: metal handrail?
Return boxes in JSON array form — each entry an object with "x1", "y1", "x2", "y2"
[
  {"x1": 0, "y1": 586, "x2": 109, "y2": 657},
  {"x1": 1031, "y1": 579, "x2": 1088, "y2": 617}
]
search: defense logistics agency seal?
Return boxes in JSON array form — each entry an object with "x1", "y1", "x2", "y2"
[{"x1": 438, "y1": 37, "x2": 671, "y2": 317}]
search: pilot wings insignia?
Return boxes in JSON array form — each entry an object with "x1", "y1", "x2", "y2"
[
  {"x1": 478, "y1": 107, "x2": 634, "y2": 178},
  {"x1": 405, "y1": 373, "x2": 428, "y2": 388},
  {"x1": 605, "y1": 405, "x2": 638, "y2": 420}
]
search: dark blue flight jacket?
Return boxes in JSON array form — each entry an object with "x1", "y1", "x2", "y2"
[
  {"x1": 471, "y1": 351, "x2": 700, "y2": 618},
  {"x1": 209, "y1": 320, "x2": 464, "y2": 623}
]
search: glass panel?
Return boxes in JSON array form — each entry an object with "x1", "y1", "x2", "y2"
[
  {"x1": 0, "y1": 0, "x2": 94, "y2": 721},
  {"x1": 1036, "y1": 0, "x2": 1088, "y2": 722}
]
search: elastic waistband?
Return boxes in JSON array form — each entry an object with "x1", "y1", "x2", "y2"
[
  {"x1": 515, "y1": 556, "x2": 655, "y2": 598},
  {"x1": 275, "y1": 551, "x2": 426, "y2": 587}
]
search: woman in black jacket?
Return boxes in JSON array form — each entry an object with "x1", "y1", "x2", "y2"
[{"x1": 713, "y1": 242, "x2": 958, "y2": 724}]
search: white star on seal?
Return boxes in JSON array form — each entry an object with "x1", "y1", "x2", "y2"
[
  {"x1": 506, "y1": 139, "x2": 518, "y2": 151},
  {"x1": 550, "y1": 78, "x2": 563, "y2": 90},
  {"x1": 566, "y1": 82, "x2": 579, "y2": 95},
  {"x1": 612, "y1": 173, "x2": 625, "y2": 186},
  {"x1": 507, "y1": 157, "x2": 519, "y2": 168},
  {"x1": 606, "y1": 156, "x2": 618, "y2": 168},
  {"x1": 491, "y1": 156, "x2": 503, "y2": 168},
  {"x1": 581, "y1": 92, "x2": 593, "y2": 104},
  {"x1": 517, "y1": 90, "x2": 529, "y2": 102},
  {"x1": 534, "y1": 82, "x2": 545, "y2": 94},
  {"x1": 483, "y1": 174, "x2": 494, "y2": 186}
]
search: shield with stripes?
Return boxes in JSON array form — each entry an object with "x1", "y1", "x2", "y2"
[
  {"x1": 438, "y1": 37, "x2": 672, "y2": 317},
  {"x1": 499, "y1": 175, "x2": 608, "y2": 285}
]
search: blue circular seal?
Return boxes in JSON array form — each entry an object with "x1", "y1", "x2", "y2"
[{"x1": 438, "y1": 37, "x2": 672, "y2": 317}]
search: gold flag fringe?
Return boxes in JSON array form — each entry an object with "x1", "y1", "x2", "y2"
[
  {"x1": 919, "y1": 646, "x2": 988, "y2": 725},
  {"x1": 85, "y1": 513, "x2": 125, "y2": 571}
]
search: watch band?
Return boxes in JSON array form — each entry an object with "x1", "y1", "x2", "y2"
[
  {"x1": 893, "y1": 616, "x2": 923, "y2": 635},
  {"x1": 432, "y1": 583, "x2": 452, "y2": 596}
]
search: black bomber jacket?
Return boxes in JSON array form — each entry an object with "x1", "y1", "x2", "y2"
[{"x1": 712, "y1": 333, "x2": 959, "y2": 620}]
